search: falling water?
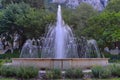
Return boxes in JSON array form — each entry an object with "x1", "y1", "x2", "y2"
[
  {"x1": 20, "y1": 39, "x2": 39, "y2": 58},
  {"x1": 41, "y1": 5, "x2": 78, "y2": 58},
  {"x1": 87, "y1": 39, "x2": 103, "y2": 58},
  {"x1": 20, "y1": 5, "x2": 102, "y2": 58}
]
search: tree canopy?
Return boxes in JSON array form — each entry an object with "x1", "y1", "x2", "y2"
[
  {"x1": 1, "y1": 0, "x2": 44, "y2": 9},
  {"x1": 105, "y1": 0, "x2": 120, "y2": 12},
  {"x1": 0, "y1": 2, "x2": 55, "y2": 37},
  {"x1": 0, "y1": 0, "x2": 120, "y2": 49},
  {"x1": 76, "y1": 0, "x2": 120, "y2": 48}
]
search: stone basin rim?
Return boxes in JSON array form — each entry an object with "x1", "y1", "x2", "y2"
[
  {"x1": 12, "y1": 58, "x2": 109, "y2": 69},
  {"x1": 12, "y1": 58, "x2": 109, "y2": 60}
]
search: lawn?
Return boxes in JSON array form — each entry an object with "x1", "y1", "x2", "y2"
[
  {"x1": 0, "y1": 78, "x2": 16, "y2": 80},
  {"x1": 0, "y1": 78, "x2": 120, "y2": 80},
  {"x1": 91, "y1": 78, "x2": 120, "y2": 80}
]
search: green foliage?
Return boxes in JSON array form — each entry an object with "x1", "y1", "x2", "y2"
[
  {"x1": 65, "y1": 68, "x2": 83, "y2": 79},
  {"x1": 0, "y1": 2, "x2": 55, "y2": 37},
  {"x1": 84, "y1": 11, "x2": 120, "y2": 48},
  {"x1": 0, "y1": 50, "x2": 20, "y2": 59},
  {"x1": 60, "y1": 0, "x2": 120, "y2": 49},
  {"x1": 61, "y1": 6, "x2": 73, "y2": 24},
  {"x1": 92, "y1": 66, "x2": 103, "y2": 78},
  {"x1": 65, "y1": 69, "x2": 73, "y2": 79},
  {"x1": 0, "y1": 59, "x2": 4, "y2": 67},
  {"x1": 16, "y1": 8, "x2": 55, "y2": 37},
  {"x1": 1, "y1": 0, "x2": 44, "y2": 9},
  {"x1": 104, "y1": 53, "x2": 120, "y2": 62},
  {"x1": 72, "y1": 3, "x2": 98, "y2": 37},
  {"x1": 0, "y1": 78, "x2": 16, "y2": 80},
  {"x1": 0, "y1": 2, "x2": 31, "y2": 33},
  {"x1": 101, "y1": 68, "x2": 111, "y2": 78},
  {"x1": 0, "y1": 59, "x2": 12, "y2": 75},
  {"x1": 0, "y1": 65, "x2": 38, "y2": 79},
  {"x1": 109, "y1": 64, "x2": 120, "y2": 77},
  {"x1": 1, "y1": 65, "x2": 17, "y2": 77},
  {"x1": 46, "y1": 69, "x2": 62, "y2": 79},
  {"x1": 92, "y1": 66, "x2": 111, "y2": 78},
  {"x1": 52, "y1": 69, "x2": 61, "y2": 79},
  {"x1": 46, "y1": 70, "x2": 53, "y2": 79},
  {"x1": 0, "y1": 62, "x2": 2, "y2": 75},
  {"x1": 105, "y1": 0, "x2": 120, "y2": 12},
  {"x1": 62, "y1": 3, "x2": 98, "y2": 37},
  {"x1": 1, "y1": 0, "x2": 120, "y2": 51},
  {"x1": 16, "y1": 66, "x2": 39, "y2": 79}
]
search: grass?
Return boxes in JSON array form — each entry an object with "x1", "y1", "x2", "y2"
[
  {"x1": 0, "y1": 78, "x2": 16, "y2": 80},
  {"x1": 0, "y1": 78, "x2": 120, "y2": 80},
  {"x1": 91, "y1": 78, "x2": 120, "y2": 80}
]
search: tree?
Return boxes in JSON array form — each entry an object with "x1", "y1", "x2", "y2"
[
  {"x1": 0, "y1": 2, "x2": 31, "y2": 33},
  {"x1": 84, "y1": 11, "x2": 120, "y2": 48},
  {"x1": 16, "y1": 9, "x2": 55, "y2": 37},
  {"x1": 0, "y1": 2, "x2": 55, "y2": 37},
  {"x1": 1, "y1": 0, "x2": 44, "y2": 9},
  {"x1": 105, "y1": 0, "x2": 120, "y2": 12},
  {"x1": 70, "y1": 3, "x2": 98, "y2": 37},
  {"x1": 62, "y1": 7, "x2": 74, "y2": 25}
]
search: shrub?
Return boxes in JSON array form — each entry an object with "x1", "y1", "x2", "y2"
[
  {"x1": 46, "y1": 70, "x2": 53, "y2": 79},
  {"x1": 0, "y1": 59, "x2": 5, "y2": 66},
  {"x1": 0, "y1": 65, "x2": 1, "y2": 75},
  {"x1": 92, "y1": 66, "x2": 111, "y2": 78},
  {"x1": 52, "y1": 69, "x2": 62, "y2": 79},
  {"x1": 0, "y1": 50, "x2": 20, "y2": 59},
  {"x1": 109, "y1": 64, "x2": 120, "y2": 77},
  {"x1": 16, "y1": 66, "x2": 39, "y2": 79},
  {"x1": 1, "y1": 65, "x2": 17, "y2": 77},
  {"x1": 65, "y1": 68, "x2": 83, "y2": 79},
  {"x1": 65, "y1": 69, "x2": 73, "y2": 78},
  {"x1": 46, "y1": 69, "x2": 62, "y2": 79},
  {"x1": 0, "y1": 59, "x2": 13, "y2": 76},
  {"x1": 0, "y1": 60, "x2": 4, "y2": 75},
  {"x1": 101, "y1": 68, "x2": 111, "y2": 78},
  {"x1": 0, "y1": 65, "x2": 39, "y2": 79},
  {"x1": 104, "y1": 53, "x2": 120, "y2": 63},
  {"x1": 92, "y1": 66, "x2": 103, "y2": 78},
  {"x1": 74, "y1": 68, "x2": 84, "y2": 78}
]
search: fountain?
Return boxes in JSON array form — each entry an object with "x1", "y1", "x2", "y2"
[
  {"x1": 19, "y1": 39, "x2": 39, "y2": 58},
  {"x1": 12, "y1": 5, "x2": 109, "y2": 69},
  {"x1": 41, "y1": 5, "x2": 78, "y2": 58}
]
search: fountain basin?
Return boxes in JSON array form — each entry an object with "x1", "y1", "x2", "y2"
[{"x1": 12, "y1": 58, "x2": 109, "y2": 69}]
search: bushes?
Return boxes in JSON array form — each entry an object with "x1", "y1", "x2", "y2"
[
  {"x1": 101, "y1": 68, "x2": 111, "y2": 78},
  {"x1": 92, "y1": 66, "x2": 103, "y2": 78},
  {"x1": 45, "y1": 68, "x2": 83, "y2": 79},
  {"x1": 109, "y1": 64, "x2": 120, "y2": 77},
  {"x1": 0, "y1": 50, "x2": 20, "y2": 59},
  {"x1": 0, "y1": 59, "x2": 12, "y2": 75},
  {"x1": 92, "y1": 64, "x2": 120, "y2": 79},
  {"x1": 16, "y1": 66, "x2": 39, "y2": 79},
  {"x1": 0, "y1": 65, "x2": 39, "y2": 79},
  {"x1": 46, "y1": 69, "x2": 62, "y2": 79},
  {"x1": 104, "y1": 53, "x2": 120, "y2": 63},
  {"x1": 2, "y1": 65, "x2": 120, "y2": 79},
  {"x1": 92, "y1": 66, "x2": 111, "y2": 78},
  {"x1": 52, "y1": 69, "x2": 62, "y2": 79},
  {"x1": 65, "y1": 68, "x2": 83, "y2": 79},
  {"x1": 1, "y1": 65, "x2": 17, "y2": 77}
]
